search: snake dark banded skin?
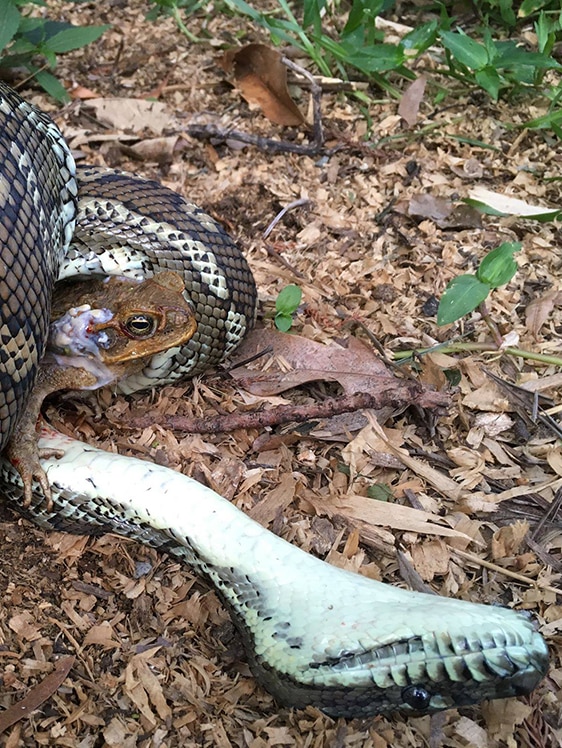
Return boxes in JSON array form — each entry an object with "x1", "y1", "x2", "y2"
[{"x1": 0, "y1": 82, "x2": 549, "y2": 719}]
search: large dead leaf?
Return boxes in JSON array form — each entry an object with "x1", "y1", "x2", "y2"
[
  {"x1": 85, "y1": 98, "x2": 176, "y2": 134},
  {"x1": 305, "y1": 492, "x2": 473, "y2": 542},
  {"x1": 220, "y1": 44, "x2": 305, "y2": 126},
  {"x1": 231, "y1": 329, "x2": 399, "y2": 395}
]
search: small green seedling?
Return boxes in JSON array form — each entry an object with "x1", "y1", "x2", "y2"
[
  {"x1": 275, "y1": 284, "x2": 302, "y2": 331},
  {"x1": 437, "y1": 241, "x2": 521, "y2": 326},
  {"x1": 366, "y1": 483, "x2": 393, "y2": 501}
]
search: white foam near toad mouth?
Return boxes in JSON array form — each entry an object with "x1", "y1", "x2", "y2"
[{"x1": 47, "y1": 306, "x2": 116, "y2": 387}]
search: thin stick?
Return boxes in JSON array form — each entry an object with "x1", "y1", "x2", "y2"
[
  {"x1": 452, "y1": 548, "x2": 561, "y2": 596},
  {"x1": 125, "y1": 385, "x2": 449, "y2": 433},
  {"x1": 263, "y1": 198, "x2": 311, "y2": 239}
]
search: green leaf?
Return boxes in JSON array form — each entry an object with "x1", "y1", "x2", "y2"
[
  {"x1": 519, "y1": 0, "x2": 550, "y2": 17},
  {"x1": 443, "y1": 368, "x2": 461, "y2": 387},
  {"x1": 275, "y1": 313, "x2": 293, "y2": 332},
  {"x1": 338, "y1": 43, "x2": 406, "y2": 73},
  {"x1": 475, "y1": 67, "x2": 502, "y2": 99},
  {"x1": 535, "y1": 12, "x2": 555, "y2": 55},
  {"x1": 437, "y1": 275, "x2": 491, "y2": 326},
  {"x1": 400, "y1": 20, "x2": 438, "y2": 56},
  {"x1": 482, "y1": 27, "x2": 499, "y2": 60},
  {"x1": 495, "y1": 42, "x2": 561, "y2": 71},
  {"x1": 367, "y1": 483, "x2": 393, "y2": 501},
  {"x1": 440, "y1": 30, "x2": 489, "y2": 70},
  {"x1": 276, "y1": 284, "x2": 302, "y2": 314},
  {"x1": 33, "y1": 69, "x2": 70, "y2": 101},
  {"x1": 303, "y1": 0, "x2": 325, "y2": 32},
  {"x1": 43, "y1": 24, "x2": 108, "y2": 53},
  {"x1": 15, "y1": 16, "x2": 44, "y2": 35},
  {"x1": 0, "y1": 0, "x2": 21, "y2": 54},
  {"x1": 477, "y1": 242, "x2": 521, "y2": 288}
]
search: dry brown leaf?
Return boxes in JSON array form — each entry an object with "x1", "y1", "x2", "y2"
[
  {"x1": 85, "y1": 98, "x2": 175, "y2": 134},
  {"x1": 220, "y1": 44, "x2": 305, "y2": 126},
  {"x1": 462, "y1": 381, "x2": 510, "y2": 412},
  {"x1": 70, "y1": 85, "x2": 99, "y2": 99},
  {"x1": 410, "y1": 539, "x2": 450, "y2": 581},
  {"x1": 409, "y1": 193, "x2": 453, "y2": 222},
  {"x1": 127, "y1": 651, "x2": 172, "y2": 722},
  {"x1": 307, "y1": 492, "x2": 473, "y2": 541},
  {"x1": 130, "y1": 135, "x2": 183, "y2": 163},
  {"x1": 454, "y1": 716, "x2": 489, "y2": 748},
  {"x1": 230, "y1": 329, "x2": 393, "y2": 396},
  {"x1": 82, "y1": 621, "x2": 121, "y2": 649},
  {"x1": 44, "y1": 532, "x2": 89, "y2": 563},
  {"x1": 8, "y1": 613, "x2": 41, "y2": 642},
  {"x1": 546, "y1": 447, "x2": 562, "y2": 477},
  {"x1": 482, "y1": 698, "x2": 533, "y2": 741},
  {"x1": 248, "y1": 473, "x2": 296, "y2": 526},
  {"x1": 103, "y1": 718, "x2": 135, "y2": 748},
  {"x1": 525, "y1": 289, "x2": 562, "y2": 337},
  {"x1": 408, "y1": 194, "x2": 481, "y2": 228},
  {"x1": 398, "y1": 75, "x2": 426, "y2": 125},
  {"x1": 491, "y1": 521, "x2": 529, "y2": 559},
  {"x1": 367, "y1": 416, "x2": 465, "y2": 500}
]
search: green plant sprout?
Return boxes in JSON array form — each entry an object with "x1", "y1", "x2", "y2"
[
  {"x1": 437, "y1": 242, "x2": 521, "y2": 326},
  {"x1": 393, "y1": 239, "x2": 562, "y2": 369},
  {"x1": 275, "y1": 284, "x2": 302, "y2": 332}
]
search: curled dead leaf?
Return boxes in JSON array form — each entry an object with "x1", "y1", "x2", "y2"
[
  {"x1": 398, "y1": 75, "x2": 426, "y2": 126},
  {"x1": 220, "y1": 44, "x2": 305, "y2": 127},
  {"x1": 525, "y1": 289, "x2": 562, "y2": 337}
]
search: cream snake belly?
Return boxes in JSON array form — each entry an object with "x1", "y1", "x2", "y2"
[{"x1": 0, "y1": 81, "x2": 549, "y2": 718}]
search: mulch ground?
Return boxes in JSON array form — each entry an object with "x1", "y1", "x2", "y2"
[{"x1": 0, "y1": 1, "x2": 561, "y2": 746}]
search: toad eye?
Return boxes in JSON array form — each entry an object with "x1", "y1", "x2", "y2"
[{"x1": 124, "y1": 314, "x2": 158, "y2": 338}]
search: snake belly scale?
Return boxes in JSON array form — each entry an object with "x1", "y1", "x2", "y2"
[{"x1": 0, "y1": 81, "x2": 549, "y2": 719}]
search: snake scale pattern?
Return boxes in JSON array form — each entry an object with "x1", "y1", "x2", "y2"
[{"x1": 0, "y1": 81, "x2": 549, "y2": 719}]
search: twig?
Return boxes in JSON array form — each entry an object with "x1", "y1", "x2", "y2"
[
  {"x1": 281, "y1": 56, "x2": 324, "y2": 149},
  {"x1": 451, "y1": 548, "x2": 561, "y2": 596},
  {"x1": 263, "y1": 198, "x2": 312, "y2": 239},
  {"x1": 264, "y1": 243, "x2": 307, "y2": 279},
  {"x1": 185, "y1": 122, "x2": 324, "y2": 155},
  {"x1": 530, "y1": 486, "x2": 562, "y2": 542},
  {"x1": 485, "y1": 369, "x2": 562, "y2": 440},
  {"x1": 184, "y1": 57, "x2": 326, "y2": 156},
  {"x1": 393, "y1": 341, "x2": 562, "y2": 368},
  {"x1": 125, "y1": 385, "x2": 449, "y2": 433}
]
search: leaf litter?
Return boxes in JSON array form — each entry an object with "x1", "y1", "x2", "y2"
[{"x1": 0, "y1": 1, "x2": 561, "y2": 746}]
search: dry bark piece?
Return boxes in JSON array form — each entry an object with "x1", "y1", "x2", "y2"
[
  {"x1": 0, "y1": 656, "x2": 75, "y2": 733},
  {"x1": 220, "y1": 44, "x2": 305, "y2": 126}
]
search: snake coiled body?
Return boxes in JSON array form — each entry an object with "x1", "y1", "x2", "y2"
[{"x1": 0, "y1": 81, "x2": 549, "y2": 718}]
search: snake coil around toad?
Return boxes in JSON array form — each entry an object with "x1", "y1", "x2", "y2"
[{"x1": 0, "y1": 81, "x2": 549, "y2": 719}]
